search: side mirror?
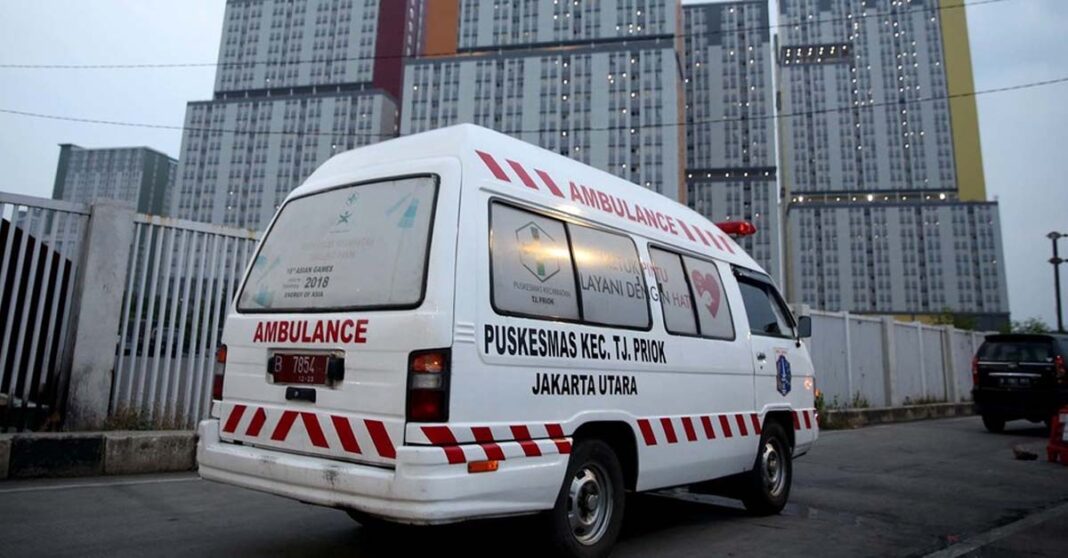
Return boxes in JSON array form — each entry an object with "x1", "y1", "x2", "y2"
[{"x1": 797, "y1": 315, "x2": 812, "y2": 339}]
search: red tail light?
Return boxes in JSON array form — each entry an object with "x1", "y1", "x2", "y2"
[
  {"x1": 716, "y1": 220, "x2": 758, "y2": 237},
  {"x1": 1056, "y1": 355, "x2": 1066, "y2": 384},
  {"x1": 212, "y1": 345, "x2": 227, "y2": 401},
  {"x1": 407, "y1": 349, "x2": 450, "y2": 422},
  {"x1": 971, "y1": 356, "x2": 979, "y2": 387}
]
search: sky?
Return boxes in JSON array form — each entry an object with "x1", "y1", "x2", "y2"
[{"x1": 0, "y1": 0, "x2": 1066, "y2": 325}]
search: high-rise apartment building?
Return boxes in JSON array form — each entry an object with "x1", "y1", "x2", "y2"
[
  {"x1": 48, "y1": 144, "x2": 176, "y2": 255},
  {"x1": 401, "y1": 0, "x2": 685, "y2": 201},
  {"x1": 776, "y1": 0, "x2": 1007, "y2": 327},
  {"x1": 52, "y1": 144, "x2": 176, "y2": 214},
  {"x1": 173, "y1": 0, "x2": 424, "y2": 230},
  {"x1": 682, "y1": 0, "x2": 779, "y2": 281}
]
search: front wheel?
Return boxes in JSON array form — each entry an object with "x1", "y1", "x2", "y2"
[
  {"x1": 545, "y1": 439, "x2": 626, "y2": 558},
  {"x1": 742, "y1": 421, "x2": 792, "y2": 516}
]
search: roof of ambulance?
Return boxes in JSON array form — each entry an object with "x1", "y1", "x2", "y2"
[{"x1": 295, "y1": 124, "x2": 764, "y2": 274}]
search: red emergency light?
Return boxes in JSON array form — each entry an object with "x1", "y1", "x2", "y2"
[{"x1": 715, "y1": 220, "x2": 757, "y2": 237}]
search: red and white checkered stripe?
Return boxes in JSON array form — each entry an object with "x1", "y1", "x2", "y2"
[
  {"x1": 636, "y1": 409, "x2": 816, "y2": 447},
  {"x1": 220, "y1": 403, "x2": 396, "y2": 461},
  {"x1": 415, "y1": 423, "x2": 571, "y2": 465},
  {"x1": 473, "y1": 149, "x2": 737, "y2": 255}
]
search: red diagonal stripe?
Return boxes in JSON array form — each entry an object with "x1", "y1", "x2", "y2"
[
  {"x1": 534, "y1": 169, "x2": 565, "y2": 197},
  {"x1": 677, "y1": 219, "x2": 698, "y2": 241},
  {"x1": 545, "y1": 423, "x2": 570, "y2": 453},
  {"x1": 442, "y1": 446, "x2": 466, "y2": 464},
  {"x1": 792, "y1": 411, "x2": 801, "y2": 430},
  {"x1": 245, "y1": 407, "x2": 267, "y2": 437},
  {"x1": 750, "y1": 414, "x2": 762, "y2": 435},
  {"x1": 271, "y1": 410, "x2": 298, "y2": 441},
  {"x1": 472, "y1": 427, "x2": 505, "y2": 460},
  {"x1": 700, "y1": 415, "x2": 716, "y2": 439},
  {"x1": 510, "y1": 425, "x2": 542, "y2": 456},
  {"x1": 681, "y1": 417, "x2": 698, "y2": 442},
  {"x1": 477, "y1": 443, "x2": 505, "y2": 460},
  {"x1": 694, "y1": 226, "x2": 713, "y2": 247},
  {"x1": 803, "y1": 410, "x2": 813, "y2": 430},
  {"x1": 331, "y1": 416, "x2": 361, "y2": 454},
  {"x1": 660, "y1": 418, "x2": 679, "y2": 444},
  {"x1": 222, "y1": 404, "x2": 246, "y2": 434},
  {"x1": 735, "y1": 414, "x2": 750, "y2": 437},
  {"x1": 365, "y1": 420, "x2": 396, "y2": 459},
  {"x1": 301, "y1": 412, "x2": 329, "y2": 448},
  {"x1": 423, "y1": 425, "x2": 458, "y2": 446},
  {"x1": 507, "y1": 160, "x2": 539, "y2": 190},
  {"x1": 637, "y1": 419, "x2": 657, "y2": 445},
  {"x1": 718, "y1": 415, "x2": 734, "y2": 438},
  {"x1": 517, "y1": 440, "x2": 542, "y2": 457},
  {"x1": 476, "y1": 150, "x2": 510, "y2": 181},
  {"x1": 718, "y1": 234, "x2": 735, "y2": 254},
  {"x1": 707, "y1": 230, "x2": 724, "y2": 251}
]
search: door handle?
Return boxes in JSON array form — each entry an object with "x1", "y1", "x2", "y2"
[{"x1": 756, "y1": 353, "x2": 767, "y2": 362}]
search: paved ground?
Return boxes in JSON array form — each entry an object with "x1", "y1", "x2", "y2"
[{"x1": 1, "y1": 416, "x2": 1067, "y2": 557}]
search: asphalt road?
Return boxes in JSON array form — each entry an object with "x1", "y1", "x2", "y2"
[{"x1": 2, "y1": 416, "x2": 1067, "y2": 557}]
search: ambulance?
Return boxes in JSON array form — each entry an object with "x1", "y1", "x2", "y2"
[{"x1": 197, "y1": 124, "x2": 817, "y2": 557}]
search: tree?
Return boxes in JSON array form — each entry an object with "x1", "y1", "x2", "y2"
[{"x1": 1010, "y1": 317, "x2": 1051, "y2": 334}]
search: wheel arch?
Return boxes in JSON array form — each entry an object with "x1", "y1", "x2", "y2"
[
  {"x1": 571, "y1": 421, "x2": 639, "y2": 491},
  {"x1": 762, "y1": 410, "x2": 796, "y2": 450}
]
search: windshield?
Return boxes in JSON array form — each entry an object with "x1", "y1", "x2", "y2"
[
  {"x1": 237, "y1": 175, "x2": 438, "y2": 312},
  {"x1": 977, "y1": 339, "x2": 1054, "y2": 362}
]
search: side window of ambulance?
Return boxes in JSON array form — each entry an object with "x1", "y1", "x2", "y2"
[
  {"x1": 737, "y1": 279, "x2": 795, "y2": 338},
  {"x1": 648, "y1": 248, "x2": 698, "y2": 335},
  {"x1": 569, "y1": 225, "x2": 650, "y2": 329},
  {"x1": 681, "y1": 256, "x2": 735, "y2": 340},
  {"x1": 490, "y1": 204, "x2": 580, "y2": 320}
]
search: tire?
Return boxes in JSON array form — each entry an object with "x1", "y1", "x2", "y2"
[
  {"x1": 545, "y1": 439, "x2": 626, "y2": 558},
  {"x1": 741, "y1": 421, "x2": 792, "y2": 516},
  {"x1": 981, "y1": 414, "x2": 1005, "y2": 433}
]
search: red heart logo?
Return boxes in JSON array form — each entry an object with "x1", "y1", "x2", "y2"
[{"x1": 690, "y1": 270, "x2": 721, "y2": 318}]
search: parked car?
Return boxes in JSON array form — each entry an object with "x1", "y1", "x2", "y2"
[{"x1": 972, "y1": 333, "x2": 1068, "y2": 432}]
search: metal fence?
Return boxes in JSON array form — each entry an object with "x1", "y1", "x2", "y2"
[
  {"x1": 111, "y1": 215, "x2": 258, "y2": 428},
  {"x1": 807, "y1": 310, "x2": 988, "y2": 409},
  {"x1": 0, "y1": 192, "x2": 89, "y2": 431},
  {"x1": 0, "y1": 191, "x2": 998, "y2": 431}
]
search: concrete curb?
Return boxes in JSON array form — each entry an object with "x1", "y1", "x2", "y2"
[
  {"x1": 0, "y1": 431, "x2": 196, "y2": 480},
  {"x1": 822, "y1": 402, "x2": 975, "y2": 430}
]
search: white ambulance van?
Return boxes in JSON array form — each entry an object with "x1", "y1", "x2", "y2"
[{"x1": 198, "y1": 123, "x2": 817, "y2": 557}]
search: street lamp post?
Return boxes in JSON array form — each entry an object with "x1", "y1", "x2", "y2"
[{"x1": 1049, "y1": 232, "x2": 1066, "y2": 333}]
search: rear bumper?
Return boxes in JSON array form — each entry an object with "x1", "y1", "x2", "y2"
[
  {"x1": 197, "y1": 419, "x2": 569, "y2": 524},
  {"x1": 972, "y1": 387, "x2": 1068, "y2": 420}
]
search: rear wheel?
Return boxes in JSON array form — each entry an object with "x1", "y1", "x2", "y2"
[
  {"x1": 545, "y1": 439, "x2": 625, "y2": 558},
  {"x1": 742, "y1": 421, "x2": 792, "y2": 516},
  {"x1": 981, "y1": 414, "x2": 1006, "y2": 433}
]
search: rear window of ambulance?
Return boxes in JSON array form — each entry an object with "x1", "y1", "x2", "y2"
[{"x1": 237, "y1": 176, "x2": 437, "y2": 312}]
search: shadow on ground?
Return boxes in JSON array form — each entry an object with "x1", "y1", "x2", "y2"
[{"x1": 221, "y1": 493, "x2": 745, "y2": 558}]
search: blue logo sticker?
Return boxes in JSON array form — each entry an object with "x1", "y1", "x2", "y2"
[
  {"x1": 398, "y1": 199, "x2": 419, "y2": 229},
  {"x1": 776, "y1": 355, "x2": 792, "y2": 396}
]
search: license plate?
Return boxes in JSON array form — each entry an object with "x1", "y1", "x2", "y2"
[{"x1": 270, "y1": 353, "x2": 331, "y2": 385}]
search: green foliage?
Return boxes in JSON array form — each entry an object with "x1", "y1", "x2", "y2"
[{"x1": 1009, "y1": 317, "x2": 1052, "y2": 334}]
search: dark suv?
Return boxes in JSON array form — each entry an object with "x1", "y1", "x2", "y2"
[{"x1": 972, "y1": 334, "x2": 1068, "y2": 432}]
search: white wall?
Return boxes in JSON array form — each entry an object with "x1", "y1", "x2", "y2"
[{"x1": 807, "y1": 310, "x2": 988, "y2": 408}]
